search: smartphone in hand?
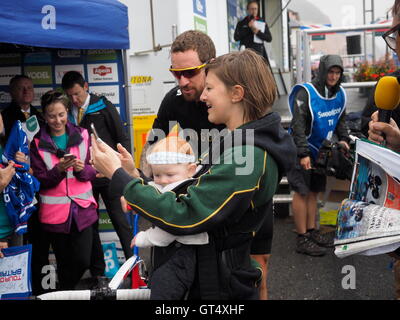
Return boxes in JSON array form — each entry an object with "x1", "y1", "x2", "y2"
[
  {"x1": 63, "y1": 153, "x2": 77, "y2": 161},
  {"x1": 91, "y1": 123, "x2": 100, "y2": 141}
]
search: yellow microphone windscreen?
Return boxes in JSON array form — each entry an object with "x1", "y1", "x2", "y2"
[{"x1": 374, "y1": 76, "x2": 400, "y2": 111}]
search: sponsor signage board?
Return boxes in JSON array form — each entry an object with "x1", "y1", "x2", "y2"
[
  {"x1": 193, "y1": 0, "x2": 207, "y2": 17},
  {"x1": 24, "y1": 65, "x2": 52, "y2": 85},
  {"x1": 131, "y1": 76, "x2": 153, "y2": 85},
  {"x1": 32, "y1": 87, "x2": 53, "y2": 106},
  {"x1": 55, "y1": 64, "x2": 85, "y2": 84},
  {"x1": 57, "y1": 50, "x2": 82, "y2": 59},
  {"x1": 194, "y1": 16, "x2": 207, "y2": 34},
  {"x1": 90, "y1": 85, "x2": 120, "y2": 105},
  {"x1": 87, "y1": 63, "x2": 118, "y2": 83},
  {"x1": 0, "y1": 53, "x2": 21, "y2": 65},
  {"x1": 24, "y1": 52, "x2": 52, "y2": 64},
  {"x1": 87, "y1": 49, "x2": 117, "y2": 61},
  {"x1": 0, "y1": 91, "x2": 11, "y2": 104},
  {"x1": 0, "y1": 66, "x2": 22, "y2": 86}
]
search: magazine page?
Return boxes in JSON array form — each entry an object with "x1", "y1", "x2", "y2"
[
  {"x1": 334, "y1": 139, "x2": 400, "y2": 257},
  {"x1": 253, "y1": 20, "x2": 266, "y2": 44},
  {"x1": 350, "y1": 155, "x2": 400, "y2": 209},
  {"x1": 335, "y1": 199, "x2": 400, "y2": 245},
  {"x1": 335, "y1": 234, "x2": 400, "y2": 258},
  {"x1": 360, "y1": 242, "x2": 400, "y2": 256},
  {"x1": 355, "y1": 139, "x2": 400, "y2": 179}
]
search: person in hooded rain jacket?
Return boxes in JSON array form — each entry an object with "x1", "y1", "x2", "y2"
[{"x1": 287, "y1": 55, "x2": 350, "y2": 257}]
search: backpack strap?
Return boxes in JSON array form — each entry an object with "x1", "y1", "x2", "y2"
[{"x1": 196, "y1": 238, "x2": 226, "y2": 300}]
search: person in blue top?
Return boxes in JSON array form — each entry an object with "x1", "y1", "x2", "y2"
[
  {"x1": 0, "y1": 113, "x2": 29, "y2": 258},
  {"x1": 287, "y1": 55, "x2": 350, "y2": 256},
  {"x1": 0, "y1": 134, "x2": 16, "y2": 257}
]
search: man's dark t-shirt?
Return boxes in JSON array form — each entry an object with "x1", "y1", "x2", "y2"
[{"x1": 149, "y1": 86, "x2": 225, "y2": 157}]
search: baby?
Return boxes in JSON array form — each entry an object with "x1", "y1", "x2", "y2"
[{"x1": 131, "y1": 134, "x2": 208, "y2": 300}]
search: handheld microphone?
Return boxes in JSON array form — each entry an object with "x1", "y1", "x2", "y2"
[{"x1": 374, "y1": 76, "x2": 400, "y2": 123}]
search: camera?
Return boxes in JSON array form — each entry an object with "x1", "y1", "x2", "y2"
[
  {"x1": 314, "y1": 139, "x2": 354, "y2": 180},
  {"x1": 314, "y1": 140, "x2": 335, "y2": 176}
]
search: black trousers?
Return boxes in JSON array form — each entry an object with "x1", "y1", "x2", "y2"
[
  {"x1": 49, "y1": 222, "x2": 94, "y2": 290},
  {"x1": 250, "y1": 201, "x2": 273, "y2": 255},
  {"x1": 150, "y1": 245, "x2": 197, "y2": 300},
  {"x1": 27, "y1": 209, "x2": 51, "y2": 296},
  {"x1": 91, "y1": 184, "x2": 133, "y2": 277}
]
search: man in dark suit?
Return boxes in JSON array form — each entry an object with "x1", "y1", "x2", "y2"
[
  {"x1": 2, "y1": 75, "x2": 44, "y2": 140},
  {"x1": 234, "y1": 1, "x2": 272, "y2": 62}
]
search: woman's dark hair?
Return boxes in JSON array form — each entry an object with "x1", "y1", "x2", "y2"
[
  {"x1": 393, "y1": 0, "x2": 400, "y2": 17},
  {"x1": 41, "y1": 90, "x2": 71, "y2": 114}
]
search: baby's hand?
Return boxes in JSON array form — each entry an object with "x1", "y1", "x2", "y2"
[
  {"x1": 0, "y1": 241, "x2": 8, "y2": 258},
  {"x1": 130, "y1": 236, "x2": 137, "y2": 248},
  {"x1": 120, "y1": 196, "x2": 130, "y2": 213},
  {"x1": 121, "y1": 196, "x2": 137, "y2": 214}
]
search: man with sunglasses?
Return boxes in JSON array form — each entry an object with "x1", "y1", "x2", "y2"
[
  {"x1": 139, "y1": 29, "x2": 223, "y2": 299},
  {"x1": 361, "y1": 20, "x2": 400, "y2": 137},
  {"x1": 145, "y1": 30, "x2": 225, "y2": 160}
]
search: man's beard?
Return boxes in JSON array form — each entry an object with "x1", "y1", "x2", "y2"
[{"x1": 181, "y1": 86, "x2": 201, "y2": 102}]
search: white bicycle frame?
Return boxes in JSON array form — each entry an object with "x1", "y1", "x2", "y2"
[{"x1": 37, "y1": 255, "x2": 151, "y2": 300}]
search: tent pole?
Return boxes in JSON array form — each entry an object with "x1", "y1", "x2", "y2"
[{"x1": 122, "y1": 49, "x2": 134, "y2": 154}]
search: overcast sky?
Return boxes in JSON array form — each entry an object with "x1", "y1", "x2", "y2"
[{"x1": 289, "y1": 0, "x2": 394, "y2": 26}]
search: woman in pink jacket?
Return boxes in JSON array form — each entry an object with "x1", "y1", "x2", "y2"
[{"x1": 30, "y1": 90, "x2": 98, "y2": 290}]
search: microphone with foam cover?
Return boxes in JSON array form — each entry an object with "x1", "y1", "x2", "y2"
[{"x1": 374, "y1": 76, "x2": 400, "y2": 123}]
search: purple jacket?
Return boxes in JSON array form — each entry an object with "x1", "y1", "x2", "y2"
[{"x1": 30, "y1": 122, "x2": 98, "y2": 233}]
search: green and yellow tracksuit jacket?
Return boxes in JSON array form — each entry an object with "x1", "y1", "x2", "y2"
[{"x1": 110, "y1": 112, "x2": 297, "y2": 299}]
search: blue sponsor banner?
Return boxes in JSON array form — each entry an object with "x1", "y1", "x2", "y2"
[
  {"x1": 227, "y1": 0, "x2": 248, "y2": 52},
  {"x1": 193, "y1": 0, "x2": 207, "y2": 18},
  {"x1": 102, "y1": 243, "x2": 120, "y2": 279},
  {"x1": 24, "y1": 52, "x2": 52, "y2": 64}
]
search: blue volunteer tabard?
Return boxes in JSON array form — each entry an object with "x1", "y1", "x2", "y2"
[{"x1": 288, "y1": 82, "x2": 346, "y2": 160}]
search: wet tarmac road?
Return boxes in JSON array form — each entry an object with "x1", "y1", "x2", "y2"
[{"x1": 268, "y1": 217, "x2": 396, "y2": 300}]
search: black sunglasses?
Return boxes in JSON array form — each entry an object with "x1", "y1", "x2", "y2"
[
  {"x1": 382, "y1": 23, "x2": 400, "y2": 52},
  {"x1": 169, "y1": 62, "x2": 207, "y2": 80}
]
